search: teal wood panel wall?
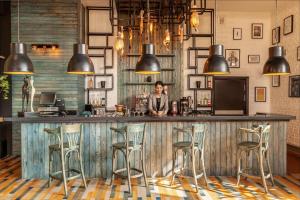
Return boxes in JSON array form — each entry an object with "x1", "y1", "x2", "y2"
[
  {"x1": 21, "y1": 121, "x2": 287, "y2": 179},
  {"x1": 11, "y1": 0, "x2": 84, "y2": 155}
]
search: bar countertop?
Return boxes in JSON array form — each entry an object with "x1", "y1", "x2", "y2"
[{"x1": 4, "y1": 114, "x2": 296, "y2": 123}]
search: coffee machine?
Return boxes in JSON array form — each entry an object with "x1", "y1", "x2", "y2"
[{"x1": 179, "y1": 96, "x2": 193, "y2": 115}]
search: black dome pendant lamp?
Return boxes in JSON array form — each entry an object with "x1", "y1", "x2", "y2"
[
  {"x1": 135, "y1": 0, "x2": 160, "y2": 74},
  {"x1": 4, "y1": 0, "x2": 34, "y2": 75},
  {"x1": 263, "y1": 0, "x2": 290, "y2": 75},
  {"x1": 67, "y1": 6, "x2": 94, "y2": 75},
  {"x1": 203, "y1": 0, "x2": 229, "y2": 75}
]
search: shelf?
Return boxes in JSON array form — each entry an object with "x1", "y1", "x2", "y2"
[
  {"x1": 123, "y1": 68, "x2": 175, "y2": 72},
  {"x1": 188, "y1": 47, "x2": 209, "y2": 51},
  {"x1": 85, "y1": 88, "x2": 113, "y2": 91},
  {"x1": 190, "y1": 88, "x2": 213, "y2": 90},
  {"x1": 124, "y1": 82, "x2": 175, "y2": 86},
  {"x1": 126, "y1": 53, "x2": 175, "y2": 57},
  {"x1": 196, "y1": 105, "x2": 212, "y2": 108},
  {"x1": 189, "y1": 33, "x2": 214, "y2": 37}
]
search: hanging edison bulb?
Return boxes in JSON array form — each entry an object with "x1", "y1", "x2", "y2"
[
  {"x1": 163, "y1": 29, "x2": 171, "y2": 50},
  {"x1": 139, "y1": 10, "x2": 144, "y2": 35},
  {"x1": 190, "y1": 5, "x2": 199, "y2": 32},
  {"x1": 149, "y1": 21, "x2": 154, "y2": 33},
  {"x1": 114, "y1": 26, "x2": 124, "y2": 54},
  {"x1": 128, "y1": 27, "x2": 133, "y2": 50},
  {"x1": 178, "y1": 24, "x2": 184, "y2": 44}
]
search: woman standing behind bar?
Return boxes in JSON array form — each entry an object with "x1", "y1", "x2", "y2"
[{"x1": 148, "y1": 81, "x2": 169, "y2": 116}]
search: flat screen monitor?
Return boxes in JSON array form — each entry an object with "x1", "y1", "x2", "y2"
[{"x1": 39, "y1": 92, "x2": 56, "y2": 106}]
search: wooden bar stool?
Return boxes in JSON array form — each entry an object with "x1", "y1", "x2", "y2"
[
  {"x1": 237, "y1": 124, "x2": 274, "y2": 193},
  {"x1": 44, "y1": 124, "x2": 87, "y2": 197},
  {"x1": 170, "y1": 123, "x2": 208, "y2": 192},
  {"x1": 110, "y1": 123, "x2": 147, "y2": 194}
]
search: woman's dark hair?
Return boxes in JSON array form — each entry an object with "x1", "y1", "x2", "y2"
[{"x1": 155, "y1": 81, "x2": 164, "y2": 87}]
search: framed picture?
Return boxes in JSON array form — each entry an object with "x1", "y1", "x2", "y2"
[
  {"x1": 272, "y1": 27, "x2": 280, "y2": 45},
  {"x1": 283, "y1": 15, "x2": 293, "y2": 35},
  {"x1": 233, "y1": 28, "x2": 242, "y2": 40},
  {"x1": 297, "y1": 46, "x2": 300, "y2": 61},
  {"x1": 225, "y1": 49, "x2": 240, "y2": 68},
  {"x1": 255, "y1": 87, "x2": 266, "y2": 102},
  {"x1": 272, "y1": 75, "x2": 280, "y2": 87},
  {"x1": 248, "y1": 55, "x2": 260, "y2": 63},
  {"x1": 289, "y1": 75, "x2": 300, "y2": 97},
  {"x1": 251, "y1": 23, "x2": 263, "y2": 39}
]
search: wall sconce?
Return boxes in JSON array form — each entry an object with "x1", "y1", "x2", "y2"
[
  {"x1": 31, "y1": 44, "x2": 59, "y2": 53},
  {"x1": 190, "y1": 4, "x2": 200, "y2": 32}
]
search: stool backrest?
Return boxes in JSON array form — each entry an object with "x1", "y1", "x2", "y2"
[
  {"x1": 44, "y1": 127, "x2": 61, "y2": 145},
  {"x1": 61, "y1": 124, "x2": 83, "y2": 150},
  {"x1": 191, "y1": 123, "x2": 206, "y2": 150},
  {"x1": 258, "y1": 124, "x2": 271, "y2": 149},
  {"x1": 125, "y1": 123, "x2": 146, "y2": 148}
]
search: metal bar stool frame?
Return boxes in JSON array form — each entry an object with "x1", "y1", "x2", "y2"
[
  {"x1": 110, "y1": 123, "x2": 148, "y2": 194},
  {"x1": 237, "y1": 124, "x2": 274, "y2": 193},
  {"x1": 44, "y1": 124, "x2": 87, "y2": 197},
  {"x1": 170, "y1": 123, "x2": 209, "y2": 192}
]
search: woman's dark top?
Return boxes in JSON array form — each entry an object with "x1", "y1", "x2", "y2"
[{"x1": 156, "y1": 98, "x2": 161, "y2": 111}]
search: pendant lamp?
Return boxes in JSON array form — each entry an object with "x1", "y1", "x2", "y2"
[
  {"x1": 203, "y1": 0, "x2": 229, "y2": 75},
  {"x1": 67, "y1": 6, "x2": 94, "y2": 74},
  {"x1": 135, "y1": 0, "x2": 160, "y2": 74},
  {"x1": 4, "y1": 0, "x2": 34, "y2": 75},
  {"x1": 263, "y1": 0, "x2": 290, "y2": 75}
]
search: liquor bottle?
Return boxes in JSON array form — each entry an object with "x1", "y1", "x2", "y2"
[{"x1": 88, "y1": 77, "x2": 94, "y2": 89}]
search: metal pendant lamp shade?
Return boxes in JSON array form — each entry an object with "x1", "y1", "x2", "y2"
[
  {"x1": 4, "y1": 43, "x2": 34, "y2": 75},
  {"x1": 135, "y1": 43, "x2": 161, "y2": 74},
  {"x1": 203, "y1": 44, "x2": 230, "y2": 75},
  {"x1": 67, "y1": 44, "x2": 95, "y2": 75},
  {"x1": 263, "y1": 46, "x2": 290, "y2": 75}
]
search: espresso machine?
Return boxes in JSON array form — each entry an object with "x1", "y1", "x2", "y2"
[{"x1": 179, "y1": 96, "x2": 193, "y2": 115}]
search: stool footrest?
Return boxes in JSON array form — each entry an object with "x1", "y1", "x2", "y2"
[
  {"x1": 50, "y1": 168, "x2": 82, "y2": 181},
  {"x1": 113, "y1": 167, "x2": 144, "y2": 179},
  {"x1": 239, "y1": 172, "x2": 273, "y2": 180}
]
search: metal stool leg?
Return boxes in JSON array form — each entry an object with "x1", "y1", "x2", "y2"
[
  {"x1": 78, "y1": 150, "x2": 87, "y2": 188},
  {"x1": 200, "y1": 150, "x2": 209, "y2": 187},
  {"x1": 170, "y1": 149, "x2": 176, "y2": 185},
  {"x1": 48, "y1": 150, "x2": 53, "y2": 187},
  {"x1": 259, "y1": 150, "x2": 268, "y2": 193},
  {"x1": 110, "y1": 148, "x2": 116, "y2": 185},
  {"x1": 141, "y1": 149, "x2": 148, "y2": 187},
  {"x1": 126, "y1": 151, "x2": 132, "y2": 193},
  {"x1": 67, "y1": 153, "x2": 71, "y2": 178},
  {"x1": 192, "y1": 149, "x2": 198, "y2": 193},
  {"x1": 237, "y1": 149, "x2": 242, "y2": 186},
  {"x1": 265, "y1": 150, "x2": 274, "y2": 186},
  {"x1": 61, "y1": 151, "x2": 68, "y2": 197}
]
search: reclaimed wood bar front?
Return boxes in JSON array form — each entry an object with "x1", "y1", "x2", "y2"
[{"x1": 6, "y1": 114, "x2": 294, "y2": 179}]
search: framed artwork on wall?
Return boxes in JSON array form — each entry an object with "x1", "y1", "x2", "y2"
[
  {"x1": 233, "y1": 28, "x2": 242, "y2": 40},
  {"x1": 251, "y1": 23, "x2": 263, "y2": 39},
  {"x1": 272, "y1": 26, "x2": 280, "y2": 45},
  {"x1": 289, "y1": 75, "x2": 300, "y2": 97},
  {"x1": 225, "y1": 49, "x2": 240, "y2": 68},
  {"x1": 297, "y1": 46, "x2": 300, "y2": 61},
  {"x1": 255, "y1": 87, "x2": 266, "y2": 102},
  {"x1": 272, "y1": 75, "x2": 280, "y2": 87},
  {"x1": 248, "y1": 55, "x2": 260, "y2": 63},
  {"x1": 283, "y1": 15, "x2": 293, "y2": 35}
]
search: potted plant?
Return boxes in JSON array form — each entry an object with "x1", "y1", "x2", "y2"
[{"x1": 0, "y1": 75, "x2": 9, "y2": 100}]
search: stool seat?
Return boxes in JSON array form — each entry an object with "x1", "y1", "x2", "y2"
[
  {"x1": 112, "y1": 141, "x2": 142, "y2": 149},
  {"x1": 49, "y1": 143, "x2": 70, "y2": 150},
  {"x1": 238, "y1": 141, "x2": 266, "y2": 149},
  {"x1": 173, "y1": 141, "x2": 199, "y2": 149}
]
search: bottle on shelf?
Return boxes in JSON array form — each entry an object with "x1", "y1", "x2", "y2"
[{"x1": 88, "y1": 77, "x2": 94, "y2": 89}]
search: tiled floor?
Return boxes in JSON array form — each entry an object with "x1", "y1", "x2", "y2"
[{"x1": 0, "y1": 156, "x2": 300, "y2": 199}]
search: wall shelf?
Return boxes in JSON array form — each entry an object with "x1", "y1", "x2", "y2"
[
  {"x1": 124, "y1": 82, "x2": 175, "y2": 86},
  {"x1": 123, "y1": 68, "x2": 175, "y2": 72},
  {"x1": 126, "y1": 53, "x2": 175, "y2": 57}
]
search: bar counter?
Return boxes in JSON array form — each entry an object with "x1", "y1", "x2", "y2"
[{"x1": 6, "y1": 114, "x2": 295, "y2": 179}]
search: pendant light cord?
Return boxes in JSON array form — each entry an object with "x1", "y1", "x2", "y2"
[
  {"x1": 17, "y1": 0, "x2": 20, "y2": 43},
  {"x1": 214, "y1": 0, "x2": 217, "y2": 44},
  {"x1": 275, "y1": 0, "x2": 278, "y2": 46},
  {"x1": 147, "y1": 0, "x2": 150, "y2": 43}
]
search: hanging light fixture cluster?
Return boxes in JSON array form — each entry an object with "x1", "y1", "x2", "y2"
[
  {"x1": 163, "y1": 29, "x2": 171, "y2": 50},
  {"x1": 263, "y1": 0, "x2": 290, "y2": 75},
  {"x1": 114, "y1": 26, "x2": 125, "y2": 55}
]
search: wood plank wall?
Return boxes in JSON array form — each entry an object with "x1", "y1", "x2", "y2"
[
  {"x1": 21, "y1": 121, "x2": 287, "y2": 179},
  {"x1": 11, "y1": 0, "x2": 84, "y2": 155}
]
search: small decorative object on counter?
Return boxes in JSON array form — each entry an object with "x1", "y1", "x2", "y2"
[{"x1": 171, "y1": 100, "x2": 178, "y2": 115}]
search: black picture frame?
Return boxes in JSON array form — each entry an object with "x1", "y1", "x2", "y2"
[
  {"x1": 283, "y1": 15, "x2": 293, "y2": 35},
  {"x1": 255, "y1": 87, "x2": 266, "y2": 102},
  {"x1": 272, "y1": 26, "x2": 280, "y2": 45},
  {"x1": 289, "y1": 75, "x2": 300, "y2": 97},
  {"x1": 225, "y1": 49, "x2": 240, "y2": 68},
  {"x1": 272, "y1": 75, "x2": 280, "y2": 87},
  {"x1": 297, "y1": 46, "x2": 300, "y2": 61},
  {"x1": 248, "y1": 55, "x2": 260, "y2": 63},
  {"x1": 251, "y1": 23, "x2": 263, "y2": 39},
  {"x1": 233, "y1": 28, "x2": 242, "y2": 40}
]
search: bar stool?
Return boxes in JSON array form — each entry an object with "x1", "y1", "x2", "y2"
[
  {"x1": 44, "y1": 124, "x2": 87, "y2": 197},
  {"x1": 170, "y1": 123, "x2": 208, "y2": 192},
  {"x1": 110, "y1": 123, "x2": 147, "y2": 194},
  {"x1": 237, "y1": 124, "x2": 274, "y2": 193}
]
